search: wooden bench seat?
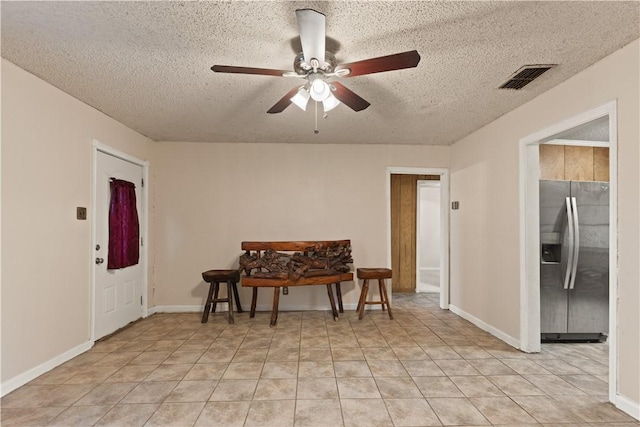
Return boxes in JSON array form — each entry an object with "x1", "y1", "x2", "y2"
[{"x1": 240, "y1": 240, "x2": 353, "y2": 326}]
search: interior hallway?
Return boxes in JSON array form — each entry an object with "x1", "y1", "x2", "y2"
[{"x1": 1, "y1": 293, "x2": 635, "y2": 427}]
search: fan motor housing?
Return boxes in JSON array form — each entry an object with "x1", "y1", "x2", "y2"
[{"x1": 294, "y1": 52, "x2": 337, "y2": 75}]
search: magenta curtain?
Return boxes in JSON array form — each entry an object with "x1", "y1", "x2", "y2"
[{"x1": 107, "y1": 178, "x2": 140, "y2": 269}]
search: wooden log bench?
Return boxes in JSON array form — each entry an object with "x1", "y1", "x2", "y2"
[{"x1": 240, "y1": 240, "x2": 353, "y2": 326}]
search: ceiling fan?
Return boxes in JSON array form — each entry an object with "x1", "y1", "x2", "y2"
[{"x1": 211, "y1": 9, "x2": 421, "y2": 115}]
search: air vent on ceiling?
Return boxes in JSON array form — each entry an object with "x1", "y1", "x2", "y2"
[{"x1": 499, "y1": 64, "x2": 556, "y2": 90}]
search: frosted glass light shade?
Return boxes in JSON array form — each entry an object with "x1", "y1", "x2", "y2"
[
  {"x1": 310, "y1": 79, "x2": 330, "y2": 101},
  {"x1": 322, "y1": 93, "x2": 340, "y2": 112},
  {"x1": 290, "y1": 87, "x2": 310, "y2": 110}
]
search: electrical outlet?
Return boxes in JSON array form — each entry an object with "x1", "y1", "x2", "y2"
[{"x1": 283, "y1": 287, "x2": 289, "y2": 295}]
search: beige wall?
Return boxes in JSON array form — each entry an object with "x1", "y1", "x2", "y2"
[
  {"x1": 151, "y1": 142, "x2": 449, "y2": 310},
  {"x1": 449, "y1": 39, "x2": 639, "y2": 404},
  {"x1": 1, "y1": 59, "x2": 155, "y2": 383}
]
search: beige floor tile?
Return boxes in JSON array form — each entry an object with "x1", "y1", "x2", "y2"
[
  {"x1": 64, "y1": 366, "x2": 121, "y2": 384},
  {"x1": 384, "y1": 398, "x2": 442, "y2": 426},
  {"x1": 367, "y1": 359, "x2": 408, "y2": 377},
  {"x1": 144, "y1": 364, "x2": 192, "y2": 382},
  {"x1": 539, "y1": 358, "x2": 587, "y2": 375},
  {"x1": 449, "y1": 375, "x2": 504, "y2": 397},
  {"x1": 331, "y1": 347, "x2": 365, "y2": 361},
  {"x1": 195, "y1": 401, "x2": 250, "y2": 426},
  {"x1": 73, "y1": 382, "x2": 137, "y2": 406},
  {"x1": 402, "y1": 360, "x2": 446, "y2": 377},
  {"x1": 427, "y1": 397, "x2": 490, "y2": 426},
  {"x1": 299, "y1": 347, "x2": 332, "y2": 361},
  {"x1": 209, "y1": 379, "x2": 257, "y2": 401},
  {"x1": 297, "y1": 377, "x2": 339, "y2": 399},
  {"x1": 301, "y1": 336, "x2": 331, "y2": 348},
  {"x1": 340, "y1": 398, "x2": 393, "y2": 427},
  {"x1": 1, "y1": 407, "x2": 65, "y2": 426},
  {"x1": 470, "y1": 396, "x2": 538, "y2": 424},
  {"x1": 501, "y1": 359, "x2": 552, "y2": 375},
  {"x1": 334, "y1": 361, "x2": 373, "y2": 377},
  {"x1": 232, "y1": 347, "x2": 268, "y2": 363},
  {"x1": 145, "y1": 401, "x2": 205, "y2": 427},
  {"x1": 95, "y1": 403, "x2": 158, "y2": 426},
  {"x1": 559, "y1": 374, "x2": 608, "y2": 395},
  {"x1": 266, "y1": 347, "x2": 300, "y2": 362},
  {"x1": 254, "y1": 378, "x2": 297, "y2": 400},
  {"x1": 523, "y1": 374, "x2": 586, "y2": 396},
  {"x1": 183, "y1": 362, "x2": 229, "y2": 381},
  {"x1": 122, "y1": 381, "x2": 178, "y2": 404},
  {"x1": 130, "y1": 351, "x2": 172, "y2": 365},
  {"x1": 197, "y1": 348, "x2": 238, "y2": 364},
  {"x1": 423, "y1": 346, "x2": 463, "y2": 360},
  {"x1": 337, "y1": 377, "x2": 381, "y2": 398},
  {"x1": 222, "y1": 362, "x2": 264, "y2": 379},
  {"x1": 553, "y1": 395, "x2": 637, "y2": 423},
  {"x1": 92, "y1": 351, "x2": 141, "y2": 367},
  {"x1": 468, "y1": 358, "x2": 517, "y2": 375},
  {"x1": 163, "y1": 350, "x2": 205, "y2": 365},
  {"x1": 164, "y1": 380, "x2": 217, "y2": 402},
  {"x1": 1, "y1": 384, "x2": 96, "y2": 408},
  {"x1": 244, "y1": 399, "x2": 296, "y2": 427},
  {"x1": 29, "y1": 367, "x2": 82, "y2": 385},
  {"x1": 362, "y1": 347, "x2": 397, "y2": 361},
  {"x1": 511, "y1": 395, "x2": 584, "y2": 423},
  {"x1": 392, "y1": 346, "x2": 430, "y2": 360},
  {"x1": 105, "y1": 364, "x2": 157, "y2": 382},
  {"x1": 298, "y1": 361, "x2": 335, "y2": 378},
  {"x1": 47, "y1": 405, "x2": 112, "y2": 426},
  {"x1": 487, "y1": 375, "x2": 546, "y2": 396},
  {"x1": 413, "y1": 376, "x2": 464, "y2": 398},
  {"x1": 261, "y1": 361, "x2": 299, "y2": 378},
  {"x1": 434, "y1": 359, "x2": 481, "y2": 376},
  {"x1": 147, "y1": 340, "x2": 185, "y2": 352},
  {"x1": 374, "y1": 377, "x2": 422, "y2": 398},
  {"x1": 294, "y1": 399, "x2": 344, "y2": 427}
]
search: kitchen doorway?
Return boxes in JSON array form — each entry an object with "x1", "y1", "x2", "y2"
[
  {"x1": 386, "y1": 167, "x2": 450, "y2": 309},
  {"x1": 519, "y1": 102, "x2": 617, "y2": 402},
  {"x1": 417, "y1": 180, "x2": 441, "y2": 293}
]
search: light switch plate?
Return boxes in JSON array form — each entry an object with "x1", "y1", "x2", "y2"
[{"x1": 77, "y1": 207, "x2": 87, "y2": 220}]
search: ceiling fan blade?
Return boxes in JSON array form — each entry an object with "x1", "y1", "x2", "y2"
[
  {"x1": 267, "y1": 86, "x2": 301, "y2": 114},
  {"x1": 330, "y1": 82, "x2": 370, "y2": 112},
  {"x1": 336, "y1": 50, "x2": 421, "y2": 77},
  {"x1": 211, "y1": 65, "x2": 290, "y2": 77},
  {"x1": 296, "y1": 9, "x2": 325, "y2": 65}
]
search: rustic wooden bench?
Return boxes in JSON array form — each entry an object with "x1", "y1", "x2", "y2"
[{"x1": 240, "y1": 240, "x2": 353, "y2": 326}]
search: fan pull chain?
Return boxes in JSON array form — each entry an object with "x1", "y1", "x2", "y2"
[{"x1": 314, "y1": 101, "x2": 319, "y2": 134}]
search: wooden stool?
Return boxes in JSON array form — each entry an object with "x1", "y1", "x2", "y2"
[
  {"x1": 356, "y1": 268, "x2": 393, "y2": 320},
  {"x1": 201, "y1": 269, "x2": 243, "y2": 324}
]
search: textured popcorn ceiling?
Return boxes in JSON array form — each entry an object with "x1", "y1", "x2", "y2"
[{"x1": 1, "y1": 1, "x2": 638, "y2": 145}]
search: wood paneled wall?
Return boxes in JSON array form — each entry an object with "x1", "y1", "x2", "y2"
[
  {"x1": 539, "y1": 144, "x2": 609, "y2": 181},
  {"x1": 390, "y1": 174, "x2": 439, "y2": 292}
]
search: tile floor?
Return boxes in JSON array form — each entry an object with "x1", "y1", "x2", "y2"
[{"x1": 2, "y1": 293, "x2": 638, "y2": 426}]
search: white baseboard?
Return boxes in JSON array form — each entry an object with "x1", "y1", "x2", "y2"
[
  {"x1": 449, "y1": 304, "x2": 520, "y2": 349},
  {"x1": 614, "y1": 393, "x2": 640, "y2": 421},
  {"x1": 1, "y1": 340, "x2": 93, "y2": 397}
]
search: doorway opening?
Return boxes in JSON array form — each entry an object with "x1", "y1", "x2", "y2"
[
  {"x1": 417, "y1": 180, "x2": 441, "y2": 293},
  {"x1": 386, "y1": 167, "x2": 450, "y2": 309},
  {"x1": 519, "y1": 102, "x2": 617, "y2": 403}
]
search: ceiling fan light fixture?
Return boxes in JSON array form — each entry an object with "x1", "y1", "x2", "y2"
[
  {"x1": 290, "y1": 87, "x2": 310, "y2": 110},
  {"x1": 322, "y1": 93, "x2": 340, "y2": 112},
  {"x1": 310, "y1": 79, "x2": 330, "y2": 101}
]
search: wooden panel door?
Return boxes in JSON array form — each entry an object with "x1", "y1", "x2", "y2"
[{"x1": 391, "y1": 174, "x2": 439, "y2": 292}]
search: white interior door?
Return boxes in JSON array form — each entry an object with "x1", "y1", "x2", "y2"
[{"x1": 94, "y1": 150, "x2": 143, "y2": 339}]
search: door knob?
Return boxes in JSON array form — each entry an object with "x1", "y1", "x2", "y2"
[{"x1": 95, "y1": 257, "x2": 104, "y2": 265}]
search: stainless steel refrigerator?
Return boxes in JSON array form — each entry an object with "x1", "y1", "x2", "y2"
[{"x1": 539, "y1": 180, "x2": 609, "y2": 342}]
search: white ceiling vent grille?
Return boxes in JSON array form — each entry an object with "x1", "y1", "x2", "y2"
[{"x1": 499, "y1": 64, "x2": 556, "y2": 90}]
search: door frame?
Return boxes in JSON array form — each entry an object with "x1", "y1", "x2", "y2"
[
  {"x1": 416, "y1": 180, "x2": 442, "y2": 293},
  {"x1": 90, "y1": 139, "x2": 149, "y2": 342},
  {"x1": 518, "y1": 101, "x2": 617, "y2": 401},
  {"x1": 386, "y1": 167, "x2": 450, "y2": 309}
]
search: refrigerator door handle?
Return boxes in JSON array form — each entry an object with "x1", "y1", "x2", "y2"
[
  {"x1": 563, "y1": 197, "x2": 574, "y2": 290},
  {"x1": 569, "y1": 197, "x2": 580, "y2": 290}
]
